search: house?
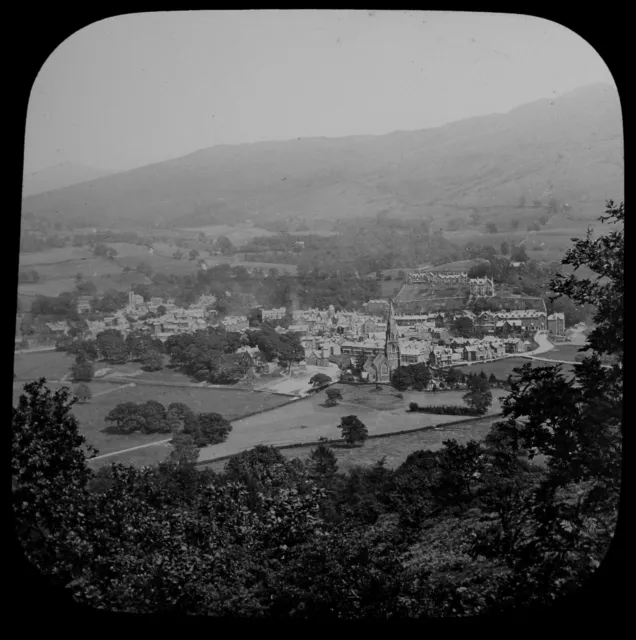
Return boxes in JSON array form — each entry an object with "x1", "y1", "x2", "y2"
[
  {"x1": 429, "y1": 347, "x2": 453, "y2": 368},
  {"x1": 288, "y1": 324, "x2": 309, "y2": 337},
  {"x1": 306, "y1": 350, "x2": 330, "y2": 367},
  {"x1": 463, "y1": 345, "x2": 478, "y2": 362},
  {"x1": 547, "y1": 312, "x2": 566, "y2": 336},
  {"x1": 76, "y1": 296, "x2": 92, "y2": 314},
  {"x1": 44, "y1": 321, "x2": 70, "y2": 336},
  {"x1": 261, "y1": 307, "x2": 287, "y2": 321},
  {"x1": 128, "y1": 291, "x2": 145, "y2": 307},
  {"x1": 504, "y1": 338, "x2": 525, "y2": 354}
]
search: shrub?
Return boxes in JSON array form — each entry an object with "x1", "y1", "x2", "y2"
[
  {"x1": 338, "y1": 415, "x2": 368, "y2": 446},
  {"x1": 409, "y1": 402, "x2": 419, "y2": 412},
  {"x1": 412, "y1": 404, "x2": 480, "y2": 416}
]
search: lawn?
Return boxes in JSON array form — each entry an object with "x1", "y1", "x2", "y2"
[
  {"x1": 18, "y1": 247, "x2": 94, "y2": 266},
  {"x1": 18, "y1": 278, "x2": 77, "y2": 299},
  {"x1": 204, "y1": 415, "x2": 503, "y2": 475},
  {"x1": 68, "y1": 384, "x2": 294, "y2": 458},
  {"x1": 455, "y1": 357, "x2": 576, "y2": 379},
  {"x1": 13, "y1": 350, "x2": 74, "y2": 381},
  {"x1": 197, "y1": 385, "x2": 507, "y2": 464},
  {"x1": 534, "y1": 343, "x2": 586, "y2": 362}
]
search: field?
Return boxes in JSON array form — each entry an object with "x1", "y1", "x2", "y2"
[
  {"x1": 534, "y1": 343, "x2": 586, "y2": 362},
  {"x1": 45, "y1": 382, "x2": 293, "y2": 463},
  {"x1": 204, "y1": 415, "x2": 503, "y2": 474},
  {"x1": 197, "y1": 386, "x2": 507, "y2": 464},
  {"x1": 456, "y1": 357, "x2": 576, "y2": 379},
  {"x1": 14, "y1": 350, "x2": 74, "y2": 381},
  {"x1": 18, "y1": 247, "x2": 94, "y2": 266}
]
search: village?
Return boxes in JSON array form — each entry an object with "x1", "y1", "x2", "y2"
[{"x1": 29, "y1": 276, "x2": 566, "y2": 388}]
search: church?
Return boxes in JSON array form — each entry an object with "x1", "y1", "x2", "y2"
[{"x1": 363, "y1": 300, "x2": 401, "y2": 383}]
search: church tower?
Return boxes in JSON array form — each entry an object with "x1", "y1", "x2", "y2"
[{"x1": 385, "y1": 299, "x2": 401, "y2": 376}]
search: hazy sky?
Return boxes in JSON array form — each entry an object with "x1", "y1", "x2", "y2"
[{"x1": 24, "y1": 11, "x2": 615, "y2": 174}]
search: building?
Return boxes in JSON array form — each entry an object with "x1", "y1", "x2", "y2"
[
  {"x1": 547, "y1": 312, "x2": 566, "y2": 336},
  {"x1": 76, "y1": 296, "x2": 92, "y2": 314},
  {"x1": 469, "y1": 276, "x2": 496, "y2": 297},
  {"x1": 128, "y1": 291, "x2": 145, "y2": 307},
  {"x1": 362, "y1": 300, "x2": 401, "y2": 383},
  {"x1": 261, "y1": 307, "x2": 287, "y2": 321}
]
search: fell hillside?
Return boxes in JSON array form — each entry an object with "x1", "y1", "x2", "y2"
[
  {"x1": 22, "y1": 162, "x2": 115, "y2": 197},
  {"x1": 21, "y1": 83, "x2": 622, "y2": 228}
]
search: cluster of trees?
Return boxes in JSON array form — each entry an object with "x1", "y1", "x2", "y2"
[
  {"x1": 11, "y1": 201, "x2": 623, "y2": 617},
  {"x1": 104, "y1": 399, "x2": 232, "y2": 445},
  {"x1": 19, "y1": 230, "x2": 68, "y2": 252},
  {"x1": 244, "y1": 326, "x2": 305, "y2": 367},
  {"x1": 92, "y1": 243, "x2": 118, "y2": 260},
  {"x1": 391, "y1": 363, "x2": 433, "y2": 391},
  {"x1": 164, "y1": 328, "x2": 250, "y2": 384},
  {"x1": 61, "y1": 330, "x2": 167, "y2": 381}
]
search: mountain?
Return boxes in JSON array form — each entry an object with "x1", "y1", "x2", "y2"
[
  {"x1": 21, "y1": 83, "x2": 623, "y2": 228},
  {"x1": 22, "y1": 162, "x2": 115, "y2": 197}
]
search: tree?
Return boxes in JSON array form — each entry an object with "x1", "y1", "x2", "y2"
[
  {"x1": 453, "y1": 316, "x2": 474, "y2": 337},
  {"x1": 167, "y1": 433, "x2": 200, "y2": 466},
  {"x1": 550, "y1": 200, "x2": 623, "y2": 361},
  {"x1": 74, "y1": 383, "x2": 92, "y2": 403},
  {"x1": 12, "y1": 380, "x2": 96, "y2": 587},
  {"x1": 517, "y1": 195, "x2": 526, "y2": 208},
  {"x1": 308, "y1": 444, "x2": 338, "y2": 478},
  {"x1": 462, "y1": 375, "x2": 493, "y2": 414},
  {"x1": 185, "y1": 412, "x2": 232, "y2": 446},
  {"x1": 510, "y1": 245, "x2": 528, "y2": 263},
  {"x1": 338, "y1": 415, "x2": 368, "y2": 446},
  {"x1": 216, "y1": 236, "x2": 234, "y2": 255},
  {"x1": 325, "y1": 387, "x2": 343, "y2": 407},
  {"x1": 96, "y1": 330, "x2": 128, "y2": 364},
  {"x1": 485, "y1": 223, "x2": 498, "y2": 234},
  {"x1": 500, "y1": 241, "x2": 509, "y2": 255},
  {"x1": 444, "y1": 367, "x2": 460, "y2": 388},
  {"x1": 510, "y1": 219, "x2": 520, "y2": 230},
  {"x1": 391, "y1": 367, "x2": 411, "y2": 391},
  {"x1": 104, "y1": 402, "x2": 142, "y2": 433},
  {"x1": 71, "y1": 358, "x2": 94, "y2": 382},
  {"x1": 173, "y1": 249, "x2": 184, "y2": 260},
  {"x1": 310, "y1": 373, "x2": 332, "y2": 388},
  {"x1": 488, "y1": 373, "x2": 498, "y2": 386},
  {"x1": 189, "y1": 249, "x2": 200, "y2": 261},
  {"x1": 140, "y1": 350, "x2": 164, "y2": 372},
  {"x1": 157, "y1": 305, "x2": 167, "y2": 316}
]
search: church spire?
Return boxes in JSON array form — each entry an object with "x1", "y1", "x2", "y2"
[
  {"x1": 385, "y1": 299, "x2": 400, "y2": 372},
  {"x1": 386, "y1": 299, "x2": 399, "y2": 343}
]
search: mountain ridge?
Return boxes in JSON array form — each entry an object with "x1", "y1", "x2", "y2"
[{"x1": 21, "y1": 82, "x2": 622, "y2": 227}]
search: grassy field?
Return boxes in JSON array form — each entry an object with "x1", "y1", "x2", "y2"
[
  {"x1": 18, "y1": 278, "x2": 78, "y2": 299},
  {"x1": 534, "y1": 343, "x2": 586, "y2": 361},
  {"x1": 13, "y1": 350, "x2": 74, "y2": 380},
  {"x1": 61, "y1": 383, "x2": 293, "y2": 460},
  {"x1": 456, "y1": 357, "x2": 576, "y2": 379},
  {"x1": 204, "y1": 415, "x2": 503, "y2": 474},
  {"x1": 19, "y1": 247, "x2": 94, "y2": 265}
]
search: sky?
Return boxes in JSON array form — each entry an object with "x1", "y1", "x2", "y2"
[{"x1": 24, "y1": 10, "x2": 615, "y2": 175}]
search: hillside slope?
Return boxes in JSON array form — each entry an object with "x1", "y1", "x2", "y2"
[
  {"x1": 21, "y1": 83, "x2": 623, "y2": 227},
  {"x1": 22, "y1": 162, "x2": 116, "y2": 197}
]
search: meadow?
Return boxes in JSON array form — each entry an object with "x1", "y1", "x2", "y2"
[
  {"x1": 456, "y1": 357, "x2": 576, "y2": 379},
  {"x1": 203, "y1": 415, "x2": 503, "y2": 474},
  {"x1": 60, "y1": 383, "x2": 293, "y2": 460},
  {"x1": 534, "y1": 343, "x2": 586, "y2": 362},
  {"x1": 14, "y1": 349, "x2": 74, "y2": 381}
]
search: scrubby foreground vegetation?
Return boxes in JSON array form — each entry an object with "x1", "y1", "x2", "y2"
[{"x1": 12, "y1": 202, "x2": 623, "y2": 617}]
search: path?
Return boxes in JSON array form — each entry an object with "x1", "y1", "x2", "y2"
[
  {"x1": 92, "y1": 382, "x2": 136, "y2": 398},
  {"x1": 88, "y1": 437, "x2": 172, "y2": 462}
]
